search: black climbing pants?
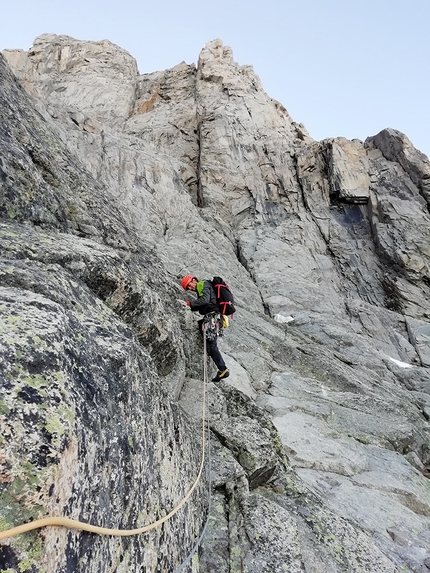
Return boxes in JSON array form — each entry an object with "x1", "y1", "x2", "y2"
[
  {"x1": 198, "y1": 317, "x2": 226, "y2": 371},
  {"x1": 206, "y1": 336, "x2": 226, "y2": 371}
]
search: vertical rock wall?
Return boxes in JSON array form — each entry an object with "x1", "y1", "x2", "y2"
[{"x1": 0, "y1": 53, "x2": 208, "y2": 572}]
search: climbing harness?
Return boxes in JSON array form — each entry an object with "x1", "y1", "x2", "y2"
[
  {"x1": 0, "y1": 331, "x2": 212, "y2": 571},
  {"x1": 203, "y1": 311, "x2": 222, "y2": 340}
]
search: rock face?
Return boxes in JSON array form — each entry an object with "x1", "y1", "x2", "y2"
[{"x1": 1, "y1": 34, "x2": 430, "y2": 573}]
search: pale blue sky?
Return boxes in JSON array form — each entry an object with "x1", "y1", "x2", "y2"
[{"x1": 2, "y1": 0, "x2": 429, "y2": 158}]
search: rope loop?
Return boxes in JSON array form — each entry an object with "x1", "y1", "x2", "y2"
[{"x1": 0, "y1": 332, "x2": 211, "y2": 548}]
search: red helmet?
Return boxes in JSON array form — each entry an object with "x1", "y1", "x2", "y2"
[{"x1": 181, "y1": 275, "x2": 194, "y2": 290}]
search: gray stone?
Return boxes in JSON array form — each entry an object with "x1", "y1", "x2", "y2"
[{"x1": 1, "y1": 33, "x2": 430, "y2": 572}]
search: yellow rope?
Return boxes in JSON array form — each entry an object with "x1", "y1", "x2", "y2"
[{"x1": 0, "y1": 335, "x2": 208, "y2": 541}]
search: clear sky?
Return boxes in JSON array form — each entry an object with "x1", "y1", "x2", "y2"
[{"x1": 2, "y1": 0, "x2": 429, "y2": 158}]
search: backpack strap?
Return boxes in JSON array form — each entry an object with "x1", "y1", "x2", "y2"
[{"x1": 218, "y1": 301, "x2": 232, "y2": 314}]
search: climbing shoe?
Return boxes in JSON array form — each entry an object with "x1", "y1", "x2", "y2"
[{"x1": 212, "y1": 369, "x2": 230, "y2": 382}]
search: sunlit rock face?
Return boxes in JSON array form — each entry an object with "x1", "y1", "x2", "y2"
[{"x1": 1, "y1": 35, "x2": 430, "y2": 572}]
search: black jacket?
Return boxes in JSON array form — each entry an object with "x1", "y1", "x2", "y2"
[{"x1": 189, "y1": 280, "x2": 219, "y2": 315}]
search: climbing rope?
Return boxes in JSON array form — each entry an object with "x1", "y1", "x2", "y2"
[
  {"x1": 173, "y1": 333, "x2": 212, "y2": 572},
  {"x1": 0, "y1": 331, "x2": 211, "y2": 547}
]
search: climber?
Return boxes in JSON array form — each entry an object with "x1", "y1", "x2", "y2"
[{"x1": 181, "y1": 275, "x2": 230, "y2": 382}]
